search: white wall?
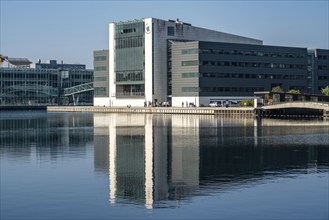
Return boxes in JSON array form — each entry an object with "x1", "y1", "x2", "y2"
[
  {"x1": 94, "y1": 97, "x2": 111, "y2": 106},
  {"x1": 109, "y1": 23, "x2": 116, "y2": 106},
  {"x1": 112, "y1": 98, "x2": 146, "y2": 107},
  {"x1": 172, "y1": 97, "x2": 199, "y2": 107},
  {"x1": 144, "y1": 18, "x2": 154, "y2": 105}
]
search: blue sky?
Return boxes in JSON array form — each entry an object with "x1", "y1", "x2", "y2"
[{"x1": 1, "y1": 0, "x2": 328, "y2": 68}]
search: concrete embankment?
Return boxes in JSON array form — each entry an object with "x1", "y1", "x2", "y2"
[
  {"x1": 0, "y1": 105, "x2": 47, "y2": 110},
  {"x1": 47, "y1": 106, "x2": 255, "y2": 116}
]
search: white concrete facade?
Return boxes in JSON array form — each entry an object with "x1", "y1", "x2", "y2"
[{"x1": 101, "y1": 17, "x2": 262, "y2": 107}]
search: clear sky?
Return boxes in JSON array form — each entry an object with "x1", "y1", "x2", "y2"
[{"x1": 1, "y1": 0, "x2": 328, "y2": 68}]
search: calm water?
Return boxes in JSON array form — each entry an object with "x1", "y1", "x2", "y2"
[{"x1": 1, "y1": 111, "x2": 328, "y2": 219}]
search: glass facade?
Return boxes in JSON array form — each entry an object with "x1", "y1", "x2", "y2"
[
  {"x1": 0, "y1": 67, "x2": 93, "y2": 105},
  {"x1": 0, "y1": 68, "x2": 58, "y2": 105},
  {"x1": 114, "y1": 20, "x2": 145, "y2": 98}
]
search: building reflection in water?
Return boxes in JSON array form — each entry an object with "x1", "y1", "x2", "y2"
[
  {"x1": 93, "y1": 114, "x2": 329, "y2": 209},
  {"x1": 0, "y1": 111, "x2": 94, "y2": 160}
]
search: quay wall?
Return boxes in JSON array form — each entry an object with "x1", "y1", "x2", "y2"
[
  {"x1": 0, "y1": 105, "x2": 47, "y2": 110},
  {"x1": 47, "y1": 106, "x2": 255, "y2": 116}
]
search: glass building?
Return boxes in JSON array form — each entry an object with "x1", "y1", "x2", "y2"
[{"x1": 0, "y1": 59, "x2": 93, "y2": 106}]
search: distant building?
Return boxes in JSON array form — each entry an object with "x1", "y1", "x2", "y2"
[
  {"x1": 35, "y1": 59, "x2": 86, "y2": 70},
  {"x1": 0, "y1": 59, "x2": 93, "y2": 106}
]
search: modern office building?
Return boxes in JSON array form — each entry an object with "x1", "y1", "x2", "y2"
[
  {"x1": 94, "y1": 17, "x2": 262, "y2": 107},
  {"x1": 0, "y1": 59, "x2": 93, "y2": 105},
  {"x1": 93, "y1": 17, "x2": 328, "y2": 107}
]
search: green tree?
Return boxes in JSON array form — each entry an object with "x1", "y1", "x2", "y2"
[
  {"x1": 321, "y1": 86, "x2": 329, "y2": 96},
  {"x1": 240, "y1": 99, "x2": 254, "y2": 107},
  {"x1": 287, "y1": 89, "x2": 300, "y2": 94},
  {"x1": 271, "y1": 86, "x2": 284, "y2": 93}
]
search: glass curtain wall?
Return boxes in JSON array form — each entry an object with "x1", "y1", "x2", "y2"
[
  {"x1": 0, "y1": 68, "x2": 58, "y2": 105},
  {"x1": 114, "y1": 20, "x2": 145, "y2": 98},
  {"x1": 0, "y1": 68, "x2": 93, "y2": 105}
]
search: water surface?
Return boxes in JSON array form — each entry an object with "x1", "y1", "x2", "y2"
[{"x1": 1, "y1": 111, "x2": 328, "y2": 219}]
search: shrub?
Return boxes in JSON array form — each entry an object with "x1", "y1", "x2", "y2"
[{"x1": 240, "y1": 99, "x2": 254, "y2": 107}]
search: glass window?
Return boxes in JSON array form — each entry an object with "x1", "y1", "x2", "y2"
[
  {"x1": 94, "y1": 56, "x2": 107, "y2": 61},
  {"x1": 182, "y1": 87, "x2": 199, "y2": 92},
  {"x1": 182, "y1": 72, "x2": 199, "y2": 78},
  {"x1": 182, "y1": 48, "x2": 198, "y2": 54},
  {"x1": 94, "y1": 76, "x2": 107, "y2": 81},
  {"x1": 168, "y1": 26, "x2": 175, "y2": 36},
  {"x1": 95, "y1": 66, "x2": 107, "y2": 71},
  {"x1": 182, "y1": 60, "x2": 198, "y2": 66},
  {"x1": 94, "y1": 87, "x2": 107, "y2": 96}
]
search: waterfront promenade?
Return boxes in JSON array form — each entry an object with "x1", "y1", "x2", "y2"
[
  {"x1": 47, "y1": 102, "x2": 329, "y2": 119},
  {"x1": 47, "y1": 106, "x2": 255, "y2": 117}
]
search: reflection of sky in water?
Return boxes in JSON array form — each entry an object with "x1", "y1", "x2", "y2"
[{"x1": 1, "y1": 112, "x2": 328, "y2": 219}]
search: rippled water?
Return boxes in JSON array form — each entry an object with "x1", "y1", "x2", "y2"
[{"x1": 1, "y1": 111, "x2": 328, "y2": 219}]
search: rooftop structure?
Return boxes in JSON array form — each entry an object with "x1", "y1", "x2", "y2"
[
  {"x1": 0, "y1": 55, "x2": 32, "y2": 68},
  {"x1": 35, "y1": 59, "x2": 86, "y2": 70}
]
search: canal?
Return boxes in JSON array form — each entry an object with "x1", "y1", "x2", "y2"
[{"x1": 1, "y1": 111, "x2": 328, "y2": 219}]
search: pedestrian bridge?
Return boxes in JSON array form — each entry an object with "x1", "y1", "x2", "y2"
[
  {"x1": 263, "y1": 102, "x2": 329, "y2": 111},
  {"x1": 63, "y1": 82, "x2": 93, "y2": 96},
  {"x1": 257, "y1": 102, "x2": 329, "y2": 119}
]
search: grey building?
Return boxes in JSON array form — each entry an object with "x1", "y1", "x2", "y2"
[
  {"x1": 170, "y1": 41, "x2": 327, "y2": 107},
  {"x1": 308, "y1": 49, "x2": 329, "y2": 94},
  {"x1": 93, "y1": 50, "x2": 109, "y2": 102}
]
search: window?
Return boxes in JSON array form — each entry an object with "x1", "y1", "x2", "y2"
[
  {"x1": 182, "y1": 87, "x2": 199, "y2": 92},
  {"x1": 94, "y1": 56, "x2": 107, "y2": 61},
  {"x1": 116, "y1": 70, "x2": 144, "y2": 82},
  {"x1": 182, "y1": 60, "x2": 198, "y2": 66},
  {"x1": 182, "y1": 48, "x2": 198, "y2": 54},
  {"x1": 168, "y1": 26, "x2": 175, "y2": 36},
  {"x1": 94, "y1": 76, "x2": 107, "y2": 81},
  {"x1": 95, "y1": 66, "x2": 107, "y2": 71},
  {"x1": 182, "y1": 72, "x2": 199, "y2": 78},
  {"x1": 116, "y1": 37, "x2": 144, "y2": 49},
  {"x1": 121, "y1": 28, "x2": 136, "y2": 34},
  {"x1": 94, "y1": 87, "x2": 107, "y2": 96}
]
